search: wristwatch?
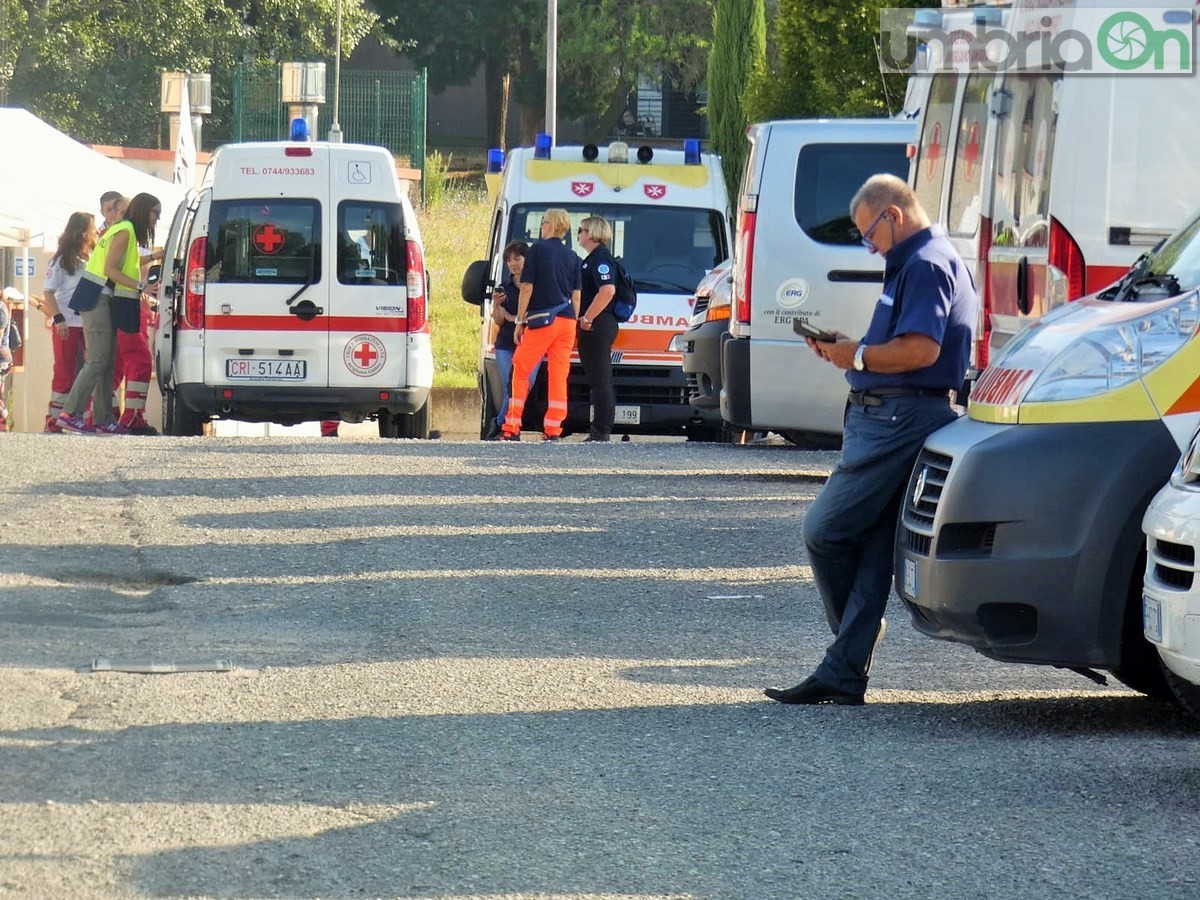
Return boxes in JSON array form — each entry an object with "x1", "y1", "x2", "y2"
[
  {"x1": 853, "y1": 343, "x2": 868, "y2": 372},
  {"x1": 52, "y1": 313, "x2": 65, "y2": 324},
  {"x1": 136, "y1": 281, "x2": 146, "y2": 292}
]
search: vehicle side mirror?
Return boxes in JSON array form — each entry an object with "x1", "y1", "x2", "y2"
[{"x1": 461, "y1": 259, "x2": 489, "y2": 306}]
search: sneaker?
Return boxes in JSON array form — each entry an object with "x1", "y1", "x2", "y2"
[
  {"x1": 498, "y1": 431, "x2": 521, "y2": 442},
  {"x1": 57, "y1": 413, "x2": 98, "y2": 435},
  {"x1": 126, "y1": 422, "x2": 160, "y2": 436},
  {"x1": 542, "y1": 434, "x2": 563, "y2": 442},
  {"x1": 96, "y1": 421, "x2": 131, "y2": 436},
  {"x1": 44, "y1": 420, "x2": 63, "y2": 434}
]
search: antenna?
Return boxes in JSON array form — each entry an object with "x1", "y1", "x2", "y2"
[{"x1": 873, "y1": 36, "x2": 895, "y2": 117}]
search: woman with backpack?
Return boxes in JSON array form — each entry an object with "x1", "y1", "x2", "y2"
[{"x1": 576, "y1": 215, "x2": 621, "y2": 442}]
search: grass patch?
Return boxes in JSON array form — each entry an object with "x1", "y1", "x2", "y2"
[{"x1": 417, "y1": 179, "x2": 491, "y2": 388}]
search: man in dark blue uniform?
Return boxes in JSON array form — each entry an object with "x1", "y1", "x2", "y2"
[{"x1": 765, "y1": 174, "x2": 978, "y2": 706}]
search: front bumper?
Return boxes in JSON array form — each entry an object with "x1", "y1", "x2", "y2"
[
  {"x1": 894, "y1": 415, "x2": 1181, "y2": 669},
  {"x1": 681, "y1": 319, "x2": 728, "y2": 410},
  {"x1": 1143, "y1": 483, "x2": 1200, "y2": 683}
]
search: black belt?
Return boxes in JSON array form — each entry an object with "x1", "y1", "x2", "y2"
[{"x1": 848, "y1": 387, "x2": 951, "y2": 407}]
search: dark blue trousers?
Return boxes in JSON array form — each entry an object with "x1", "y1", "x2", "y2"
[{"x1": 804, "y1": 395, "x2": 959, "y2": 694}]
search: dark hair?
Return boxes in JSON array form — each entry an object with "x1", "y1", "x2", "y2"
[
  {"x1": 51, "y1": 212, "x2": 97, "y2": 276},
  {"x1": 502, "y1": 239, "x2": 530, "y2": 261},
  {"x1": 123, "y1": 193, "x2": 161, "y2": 247}
]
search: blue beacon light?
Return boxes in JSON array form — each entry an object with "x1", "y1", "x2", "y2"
[
  {"x1": 533, "y1": 132, "x2": 553, "y2": 159},
  {"x1": 486, "y1": 148, "x2": 504, "y2": 173},
  {"x1": 683, "y1": 138, "x2": 702, "y2": 165},
  {"x1": 289, "y1": 117, "x2": 311, "y2": 141}
]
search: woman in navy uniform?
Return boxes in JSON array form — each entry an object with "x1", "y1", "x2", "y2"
[{"x1": 576, "y1": 216, "x2": 620, "y2": 442}]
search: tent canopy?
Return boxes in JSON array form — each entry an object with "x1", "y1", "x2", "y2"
[{"x1": 0, "y1": 108, "x2": 185, "y2": 249}]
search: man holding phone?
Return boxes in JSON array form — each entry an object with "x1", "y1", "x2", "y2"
[{"x1": 764, "y1": 174, "x2": 977, "y2": 706}]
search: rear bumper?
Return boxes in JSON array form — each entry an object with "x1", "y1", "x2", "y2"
[
  {"x1": 681, "y1": 319, "x2": 727, "y2": 410},
  {"x1": 720, "y1": 334, "x2": 753, "y2": 428},
  {"x1": 177, "y1": 383, "x2": 430, "y2": 424}
]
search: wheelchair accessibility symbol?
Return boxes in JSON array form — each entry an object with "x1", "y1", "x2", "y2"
[{"x1": 348, "y1": 162, "x2": 372, "y2": 184}]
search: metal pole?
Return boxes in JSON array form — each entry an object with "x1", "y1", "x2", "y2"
[
  {"x1": 329, "y1": 0, "x2": 344, "y2": 142},
  {"x1": 545, "y1": 0, "x2": 557, "y2": 144}
]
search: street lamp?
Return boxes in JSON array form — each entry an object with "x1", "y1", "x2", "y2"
[{"x1": 329, "y1": 0, "x2": 344, "y2": 142}]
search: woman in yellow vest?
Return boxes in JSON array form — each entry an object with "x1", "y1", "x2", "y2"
[{"x1": 56, "y1": 193, "x2": 160, "y2": 435}]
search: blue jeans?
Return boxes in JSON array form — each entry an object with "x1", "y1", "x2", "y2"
[
  {"x1": 494, "y1": 348, "x2": 541, "y2": 427},
  {"x1": 804, "y1": 395, "x2": 959, "y2": 694}
]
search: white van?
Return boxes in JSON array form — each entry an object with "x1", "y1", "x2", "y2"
[
  {"x1": 909, "y1": 0, "x2": 1200, "y2": 372},
  {"x1": 720, "y1": 118, "x2": 916, "y2": 445},
  {"x1": 460, "y1": 138, "x2": 732, "y2": 440},
  {"x1": 155, "y1": 135, "x2": 433, "y2": 437}
]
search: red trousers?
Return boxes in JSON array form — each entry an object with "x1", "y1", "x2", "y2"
[
  {"x1": 113, "y1": 308, "x2": 152, "y2": 426},
  {"x1": 504, "y1": 316, "x2": 575, "y2": 438},
  {"x1": 47, "y1": 326, "x2": 86, "y2": 426}
]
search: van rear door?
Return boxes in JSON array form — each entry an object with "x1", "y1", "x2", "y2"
[{"x1": 203, "y1": 149, "x2": 329, "y2": 390}]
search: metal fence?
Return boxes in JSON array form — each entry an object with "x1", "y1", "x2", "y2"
[{"x1": 231, "y1": 63, "x2": 426, "y2": 188}]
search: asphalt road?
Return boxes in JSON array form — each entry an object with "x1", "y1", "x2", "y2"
[{"x1": 0, "y1": 433, "x2": 1197, "y2": 900}]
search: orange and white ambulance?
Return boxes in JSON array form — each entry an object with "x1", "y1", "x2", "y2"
[
  {"x1": 155, "y1": 129, "x2": 433, "y2": 437},
  {"x1": 460, "y1": 136, "x2": 732, "y2": 440}
]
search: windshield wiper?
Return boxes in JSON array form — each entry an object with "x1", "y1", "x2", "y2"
[{"x1": 1125, "y1": 272, "x2": 1181, "y2": 299}]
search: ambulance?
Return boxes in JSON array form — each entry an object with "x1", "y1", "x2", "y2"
[
  {"x1": 909, "y1": 0, "x2": 1200, "y2": 376},
  {"x1": 460, "y1": 136, "x2": 732, "y2": 440},
  {"x1": 155, "y1": 126, "x2": 433, "y2": 437},
  {"x1": 894, "y1": 204, "x2": 1200, "y2": 703}
]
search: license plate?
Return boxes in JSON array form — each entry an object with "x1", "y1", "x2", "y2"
[
  {"x1": 615, "y1": 405, "x2": 641, "y2": 425},
  {"x1": 903, "y1": 557, "x2": 918, "y2": 599},
  {"x1": 226, "y1": 358, "x2": 307, "y2": 381},
  {"x1": 1143, "y1": 594, "x2": 1163, "y2": 643}
]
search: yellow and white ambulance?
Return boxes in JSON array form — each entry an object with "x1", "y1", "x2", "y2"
[
  {"x1": 894, "y1": 205, "x2": 1200, "y2": 702},
  {"x1": 155, "y1": 127, "x2": 433, "y2": 437},
  {"x1": 460, "y1": 136, "x2": 732, "y2": 440}
]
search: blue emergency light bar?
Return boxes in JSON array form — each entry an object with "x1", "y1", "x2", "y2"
[
  {"x1": 290, "y1": 117, "x2": 310, "y2": 141},
  {"x1": 534, "y1": 133, "x2": 553, "y2": 159},
  {"x1": 486, "y1": 148, "x2": 504, "y2": 173},
  {"x1": 684, "y1": 138, "x2": 701, "y2": 165}
]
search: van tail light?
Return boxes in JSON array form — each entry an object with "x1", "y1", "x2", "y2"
[
  {"x1": 1048, "y1": 216, "x2": 1086, "y2": 302},
  {"x1": 734, "y1": 205, "x2": 757, "y2": 325},
  {"x1": 976, "y1": 216, "x2": 993, "y2": 369},
  {"x1": 405, "y1": 240, "x2": 429, "y2": 333},
  {"x1": 181, "y1": 236, "x2": 207, "y2": 330}
]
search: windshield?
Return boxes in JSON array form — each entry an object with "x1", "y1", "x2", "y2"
[
  {"x1": 1147, "y1": 211, "x2": 1200, "y2": 284},
  {"x1": 508, "y1": 204, "x2": 728, "y2": 294}
]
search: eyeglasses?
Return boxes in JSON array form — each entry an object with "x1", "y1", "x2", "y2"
[
  {"x1": 859, "y1": 209, "x2": 888, "y2": 250},
  {"x1": 577, "y1": 227, "x2": 589, "y2": 235}
]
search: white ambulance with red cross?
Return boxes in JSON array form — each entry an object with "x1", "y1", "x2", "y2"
[
  {"x1": 155, "y1": 132, "x2": 433, "y2": 437},
  {"x1": 460, "y1": 137, "x2": 732, "y2": 440}
]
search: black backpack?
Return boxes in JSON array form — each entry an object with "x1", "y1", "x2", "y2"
[{"x1": 610, "y1": 256, "x2": 638, "y2": 323}]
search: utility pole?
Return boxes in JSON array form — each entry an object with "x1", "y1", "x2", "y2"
[{"x1": 545, "y1": 0, "x2": 557, "y2": 144}]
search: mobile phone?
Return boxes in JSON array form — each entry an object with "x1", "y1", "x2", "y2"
[{"x1": 793, "y1": 319, "x2": 837, "y2": 342}]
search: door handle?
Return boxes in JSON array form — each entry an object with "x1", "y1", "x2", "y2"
[
  {"x1": 289, "y1": 299, "x2": 324, "y2": 321},
  {"x1": 1016, "y1": 256, "x2": 1031, "y2": 315}
]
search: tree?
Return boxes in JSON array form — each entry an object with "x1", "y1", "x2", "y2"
[
  {"x1": 745, "y1": 0, "x2": 923, "y2": 123},
  {"x1": 0, "y1": 0, "x2": 377, "y2": 147},
  {"x1": 376, "y1": 0, "x2": 712, "y2": 148},
  {"x1": 708, "y1": 0, "x2": 765, "y2": 207}
]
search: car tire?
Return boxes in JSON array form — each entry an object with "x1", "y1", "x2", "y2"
[
  {"x1": 397, "y1": 398, "x2": 432, "y2": 439},
  {"x1": 1112, "y1": 558, "x2": 1172, "y2": 699},
  {"x1": 1161, "y1": 662, "x2": 1200, "y2": 721},
  {"x1": 377, "y1": 409, "x2": 399, "y2": 439},
  {"x1": 163, "y1": 388, "x2": 205, "y2": 437},
  {"x1": 685, "y1": 421, "x2": 736, "y2": 443}
]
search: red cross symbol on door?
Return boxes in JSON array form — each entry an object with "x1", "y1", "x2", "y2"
[
  {"x1": 925, "y1": 121, "x2": 942, "y2": 179},
  {"x1": 963, "y1": 120, "x2": 981, "y2": 181},
  {"x1": 353, "y1": 342, "x2": 378, "y2": 368},
  {"x1": 253, "y1": 224, "x2": 285, "y2": 255}
]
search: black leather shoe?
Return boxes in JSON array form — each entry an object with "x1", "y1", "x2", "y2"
[
  {"x1": 482, "y1": 420, "x2": 502, "y2": 441},
  {"x1": 763, "y1": 675, "x2": 864, "y2": 706},
  {"x1": 498, "y1": 431, "x2": 521, "y2": 442}
]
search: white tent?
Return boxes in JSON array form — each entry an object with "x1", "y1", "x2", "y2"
[{"x1": 0, "y1": 108, "x2": 186, "y2": 250}]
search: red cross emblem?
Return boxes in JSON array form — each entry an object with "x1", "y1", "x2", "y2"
[
  {"x1": 252, "y1": 224, "x2": 285, "y2": 255},
  {"x1": 643, "y1": 183, "x2": 667, "y2": 200},
  {"x1": 572, "y1": 181, "x2": 594, "y2": 196},
  {"x1": 963, "y1": 120, "x2": 980, "y2": 181},
  {"x1": 925, "y1": 121, "x2": 942, "y2": 179},
  {"x1": 353, "y1": 342, "x2": 378, "y2": 367}
]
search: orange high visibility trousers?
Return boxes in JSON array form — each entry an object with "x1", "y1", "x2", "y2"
[{"x1": 504, "y1": 315, "x2": 575, "y2": 438}]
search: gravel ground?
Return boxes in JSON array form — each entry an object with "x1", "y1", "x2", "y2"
[{"x1": 0, "y1": 432, "x2": 1198, "y2": 900}]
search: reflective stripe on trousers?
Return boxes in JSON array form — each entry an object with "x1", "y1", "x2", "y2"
[{"x1": 504, "y1": 315, "x2": 576, "y2": 437}]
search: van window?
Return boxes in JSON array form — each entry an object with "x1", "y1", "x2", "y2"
[
  {"x1": 913, "y1": 74, "x2": 959, "y2": 220},
  {"x1": 508, "y1": 204, "x2": 727, "y2": 294},
  {"x1": 946, "y1": 74, "x2": 992, "y2": 236},
  {"x1": 793, "y1": 143, "x2": 910, "y2": 245},
  {"x1": 207, "y1": 200, "x2": 321, "y2": 284},
  {"x1": 992, "y1": 73, "x2": 1060, "y2": 250},
  {"x1": 337, "y1": 201, "x2": 406, "y2": 285}
]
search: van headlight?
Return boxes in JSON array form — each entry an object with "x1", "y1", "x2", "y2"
[
  {"x1": 1023, "y1": 292, "x2": 1200, "y2": 403},
  {"x1": 1175, "y1": 427, "x2": 1200, "y2": 486}
]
